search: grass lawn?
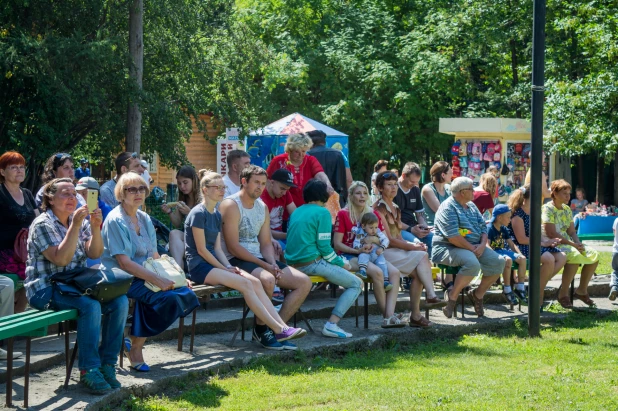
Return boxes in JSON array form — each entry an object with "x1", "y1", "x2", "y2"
[
  {"x1": 126, "y1": 311, "x2": 618, "y2": 411},
  {"x1": 592, "y1": 251, "x2": 612, "y2": 276}
]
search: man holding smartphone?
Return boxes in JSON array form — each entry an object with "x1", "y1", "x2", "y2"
[{"x1": 394, "y1": 162, "x2": 433, "y2": 259}]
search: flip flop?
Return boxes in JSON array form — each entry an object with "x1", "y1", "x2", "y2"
[{"x1": 124, "y1": 337, "x2": 150, "y2": 372}]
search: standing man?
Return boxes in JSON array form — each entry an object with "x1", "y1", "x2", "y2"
[
  {"x1": 371, "y1": 160, "x2": 389, "y2": 203},
  {"x1": 75, "y1": 158, "x2": 91, "y2": 180},
  {"x1": 307, "y1": 130, "x2": 348, "y2": 206},
  {"x1": 220, "y1": 165, "x2": 312, "y2": 350},
  {"x1": 222, "y1": 150, "x2": 251, "y2": 198},
  {"x1": 99, "y1": 152, "x2": 146, "y2": 208},
  {"x1": 394, "y1": 162, "x2": 433, "y2": 256},
  {"x1": 260, "y1": 169, "x2": 297, "y2": 254}
]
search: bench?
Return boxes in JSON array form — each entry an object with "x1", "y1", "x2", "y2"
[{"x1": 0, "y1": 309, "x2": 78, "y2": 408}]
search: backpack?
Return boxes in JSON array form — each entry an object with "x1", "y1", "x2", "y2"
[
  {"x1": 472, "y1": 142, "x2": 481, "y2": 155},
  {"x1": 13, "y1": 228, "x2": 28, "y2": 264},
  {"x1": 451, "y1": 140, "x2": 461, "y2": 155},
  {"x1": 493, "y1": 152, "x2": 501, "y2": 161},
  {"x1": 487, "y1": 143, "x2": 496, "y2": 155},
  {"x1": 459, "y1": 143, "x2": 467, "y2": 156}
]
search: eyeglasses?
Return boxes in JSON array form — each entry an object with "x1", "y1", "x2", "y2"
[
  {"x1": 6, "y1": 165, "x2": 25, "y2": 172},
  {"x1": 124, "y1": 152, "x2": 139, "y2": 163},
  {"x1": 206, "y1": 185, "x2": 227, "y2": 191},
  {"x1": 124, "y1": 185, "x2": 148, "y2": 194}
]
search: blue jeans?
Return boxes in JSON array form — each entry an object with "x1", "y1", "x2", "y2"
[
  {"x1": 611, "y1": 253, "x2": 618, "y2": 288},
  {"x1": 299, "y1": 259, "x2": 361, "y2": 319},
  {"x1": 401, "y1": 230, "x2": 434, "y2": 259},
  {"x1": 358, "y1": 246, "x2": 388, "y2": 279},
  {"x1": 30, "y1": 286, "x2": 129, "y2": 371}
]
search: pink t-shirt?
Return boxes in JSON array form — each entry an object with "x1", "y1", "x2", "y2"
[{"x1": 266, "y1": 153, "x2": 324, "y2": 208}]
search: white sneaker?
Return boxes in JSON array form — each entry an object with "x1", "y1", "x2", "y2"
[
  {"x1": 322, "y1": 323, "x2": 352, "y2": 339},
  {"x1": 0, "y1": 348, "x2": 23, "y2": 360}
]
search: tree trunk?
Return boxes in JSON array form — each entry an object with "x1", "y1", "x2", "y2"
[
  {"x1": 577, "y1": 155, "x2": 584, "y2": 189},
  {"x1": 614, "y1": 150, "x2": 618, "y2": 206},
  {"x1": 509, "y1": 38, "x2": 521, "y2": 118},
  {"x1": 596, "y1": 152, "x2": 604, "y2": 204},
  {"x1": 126, "y1": 0, "x2": 144, "y2": 154},
  {"x1": 554, "y1": 152, "x2": 571, "y2": 185}
]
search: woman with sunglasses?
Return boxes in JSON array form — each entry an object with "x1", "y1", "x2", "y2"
[
  {"x1": 101, "y1": 172, "x2": 199, "y2": 372},
  {"x1": 35, "y1": 153, "x2": 85, "y2": 209},
  {"x1": 373, "y1": 171, "x2": 444, "y2": 327},
  {"x1": 25, "y1": 178, "x2": 128, "y2": 394}
]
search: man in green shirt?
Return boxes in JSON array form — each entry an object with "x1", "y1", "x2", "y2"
[{"x1": 286, "y1": 179, "x2": 362, "y2": 338}]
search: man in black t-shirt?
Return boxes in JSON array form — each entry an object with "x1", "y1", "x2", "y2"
[{"x1": 393, "y1": 162, "x2": 433, "y2": 258}]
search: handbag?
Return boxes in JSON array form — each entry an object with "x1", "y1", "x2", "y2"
[
  {"x1": 142, "y1": 254, "x2": 187, "y2": 292},
  {"x1": 13, "y1": 228, "x2": 28, "y2": 263},
  {"x1": 51, "y1": 267, "x2": 133, "y2": 303}
]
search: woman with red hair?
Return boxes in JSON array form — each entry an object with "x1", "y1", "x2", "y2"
[{"x1": 0, "y1": 151, "x2": 36, "y2": 356}]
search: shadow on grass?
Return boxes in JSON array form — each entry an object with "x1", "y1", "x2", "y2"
[{"x1": 124, "y1": 309, "x2": 618, "y2": 410}]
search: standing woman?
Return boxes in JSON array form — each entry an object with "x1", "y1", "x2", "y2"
[
  {"x1": 473, "y1": 173, "x2": 497, "y2": 218},
  {"x1": 266, "y1": 133, "x2": 335, "y2": 208},
  {"x1": 333, "y1": 181, "x2": 403, "y2": 327},
  {"x1": 26, "y1": 178, "x2": 128, "y2": 394},
  {"x1": 374, "y1": 171, "x2": 443, "y2": 327},
  {"x1": 102, "y1": 172, "x2": 199, "y2": 371},
  {"x1": 162, "y1": 166, "x2": 201, "y2": 266},
  {"x1": 541, "y1": 179, "x2": 599, "y2": 308},
  {"x1": 185, "y1": 170, "x2": 305, "y2": 349},
  {"x1": 508, "y1": 184, "x2": 566, "y2": 305},
  {"x1": 0, "y1": 151, "x2": 36, "y2": 313},
  {"x1": 35, "y1": 153, "x2": 83, "y2": 208},
  {"x1": 421, "y1": 161, "x2": 452, "y2": 226}
]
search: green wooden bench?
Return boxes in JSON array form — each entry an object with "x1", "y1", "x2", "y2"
[{"x1": 0, "y1": 309, "x2": 78, "y2": 408}]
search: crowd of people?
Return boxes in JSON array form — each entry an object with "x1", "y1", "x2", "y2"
[{"x1": 0, "y1": 134, "x2": 609, "y2": 396}]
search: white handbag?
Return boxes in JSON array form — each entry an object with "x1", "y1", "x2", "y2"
[{"x1": 142, "y1": 254, "x2": 187, "y2": 292}]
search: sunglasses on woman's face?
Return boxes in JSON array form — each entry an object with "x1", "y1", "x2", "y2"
[{"x1": 124, "y1": 185, "x2": 147, "y2": 194}]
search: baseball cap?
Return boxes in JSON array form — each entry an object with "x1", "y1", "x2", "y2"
[
  {"x1": 76, "y1": 177, "x2": 99, "y2": 191},
  {"x1": 80, "y1": 158, "x2": 88, "y2": 164},
  {"x1": 270, "y1": 169, "x2": 297, "y2": 187},
  {"x1": 490, "y1": 204, "x2": 511, "y2": 223}
]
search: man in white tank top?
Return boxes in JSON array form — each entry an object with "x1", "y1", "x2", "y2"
[{"x1": 220, "y1": 165, "x2": 312, "y2": 350}]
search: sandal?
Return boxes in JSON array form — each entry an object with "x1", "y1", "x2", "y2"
[
  {"x1": 409, "y1": 315, "x2": 432, "y2": 328},
  {"x1": 557, "y1": 296, "x2": 573, "y2": 309},
  {"x1": 466, "y1": 289, "x2": 484, "y2": 317},
  {"x1": 574, "y1": 292, "x2": 596, "y2": 307},
  {"x1": 425, "y1": 296, "x2": 448, "y2": 309},
  {"x1": 381, "y1": 315, "x2": 406, "y2": 328},
  {"x1": 124, "y1": 338, "x2": 150, "y2": 372}
]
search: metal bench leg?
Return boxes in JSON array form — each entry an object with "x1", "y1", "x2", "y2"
[
  {"x1": 190, "y1": 308, "x2": 197, "y2": 353},
  {"x1": 177, "y1": 317, "x2": 184, "y2": 352},
  {"x1": 24, "y1": 337, "x2": 31, "y2": 408},
  {"x1": 6, "y1": 337, "x2": 14, "y2": 407},
  {"x1": 65, "y1": 339, "x2": 78, "y2": 389},
  {"x1": 229, "y1": 304, "x2": 251, "y2": 346},
  {"x1": 119, "y1": 337, "x2": 124, "y2": 369},
  {"x1": 570, "y1": 278, "x2": 575, "y2": 303},
  {"x1": 355, "y1": 295, "x2": 359, "y2": 328},
  {"x1": 296, "y1": 308, "x2": 315, "y2": 333},
  {"x1": 461, "y1": 288, "x2": 465, "y2": 318},
  {"x1": 364, "y1": 282, "x2": 369, "y2": 329},
  {"x1": 64, "y1": 321, "x2": 70, "y2": 381},
  {"x1": 424, "y1": 289, "x2": 429, "y2": 320}
]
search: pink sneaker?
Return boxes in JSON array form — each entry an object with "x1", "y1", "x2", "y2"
[{"x1": 275, "y1": 327, "x2": 307, "y2": 341}]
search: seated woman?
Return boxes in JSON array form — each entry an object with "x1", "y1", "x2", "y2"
[
  {"x1": 185, "y1": 170, "x2": 305, "y2": 350},
  {"x1": 25, "y1": 178, "x2": 128, "y2": 394},
  {"x1": 373, "y1": 172, "x2": 444, "y2": 327},
  {"x1": 162, "y1": 166, "x2": 200, "y2": 266},
  {"x1": 286, "y1": 179, "x2": 362, "y2": 338},
  {"x1": 35, "y1": 153, "x2": 84, "y2": 208},
  {"x1": 472, "y1": 173, "x2": 497, "y2": 219},
  {"x1": 101, "y1": 172, "x2": 199, "y2": 372},
  {"x1": 542, "y1": 179, "x2": 599, "y2": 309},
  {"x1": 334, "y1": 181, "x2": 404, "y2": 328},
  {"x1": 508, "y1": 184, "x2": 566, "y2": 306},
  {"x1": 0, "y1": 151, "x2": 36, "y2": 314}
]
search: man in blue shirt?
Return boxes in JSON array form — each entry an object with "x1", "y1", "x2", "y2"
[
  {"x1": 75, "y1": 158, "x2": 91, "y2": 180},
  {"x1": 431, "y1": 177, "x2": 505, "y2": 318}
]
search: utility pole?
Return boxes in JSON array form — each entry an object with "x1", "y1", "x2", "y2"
[
  {"x1": 127, "y1": 0, "x2": 143, "y2": 154},
  {"x1": 528, "y1": 0, "x2": 546, "y2": 337}
]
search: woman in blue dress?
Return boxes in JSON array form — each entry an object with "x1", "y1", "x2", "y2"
[
  {"x1": 507, "y1": 184, "x2": 566, "y2": 305},
  {"x1": 102, "y1": 172, "x2": 198, "y2": 372}
]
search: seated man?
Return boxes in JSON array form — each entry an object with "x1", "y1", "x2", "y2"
[
  {"x1": 100, "y1": 152, "x2": 146, "y2": 209},
  {"x1": 220, "y1": 165, "x2": 312, "y2": 350},
  {"x1": 431, "y1": 177, "x2": 505, "y2": 318}
]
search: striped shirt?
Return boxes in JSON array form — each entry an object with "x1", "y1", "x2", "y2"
[
  {"x1": 433, "y1": 196, "x2": 486, "y2": 246},
  {"x1": 24, "y1": 210, "x2": 92, "y2": 299}
]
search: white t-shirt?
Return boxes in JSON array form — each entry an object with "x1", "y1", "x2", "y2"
[
  {"x1": 223, "y1": 174, "x2": 240, "y2": 199},
  {"x1": 613, "y1": 218, "x2": 618, "y2": 253}
]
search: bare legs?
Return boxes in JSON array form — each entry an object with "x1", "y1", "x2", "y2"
[{"x1": 169, "y1": 229, "x2": 185, "y2": 266}]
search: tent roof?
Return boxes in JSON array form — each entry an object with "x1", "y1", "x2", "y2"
[{"x1": 250, "y1": 113, "x2": 348, "y2": 137}]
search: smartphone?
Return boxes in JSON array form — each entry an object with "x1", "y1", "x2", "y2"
[{"x1": 87, "y1": 189, "x2": 98, "y2": 213}]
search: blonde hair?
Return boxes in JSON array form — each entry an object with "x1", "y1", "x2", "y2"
[
  {"x1": 114, "y1": 172, "x2": 150, "y2": 201},
  {"x1": 479, "y1": 173, "x2": 497, "y2": 198},
  {"x1": 347, "y1": 181, "x2": 373, "y2": 223},
  {"x1": 284, "y1": 133, "x2": 313, "y2": 153},
  {"x1": 507, "y1": 184, "x2": 529, "y2": 212},
  {"x1": 199, "y1": 169, "x2": 222, "y2": 188},
  {"x1": 40, "y1": 178, "x2": 74, "y2": 211},
  {"x1": 487, "y1": 165, "x2": 499, "y2": 174}
]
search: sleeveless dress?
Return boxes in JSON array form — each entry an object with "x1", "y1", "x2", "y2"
[
  {"x1": 421, "y1": 183, "x2": 451, "y2": 226},
  {"x1": 508, "y1": 208, "x2": 560, "y2": 259}
]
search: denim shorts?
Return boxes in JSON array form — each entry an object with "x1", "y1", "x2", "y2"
[{"x1": 189, "y1": 261, "x2": 216, "y2": 285}]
